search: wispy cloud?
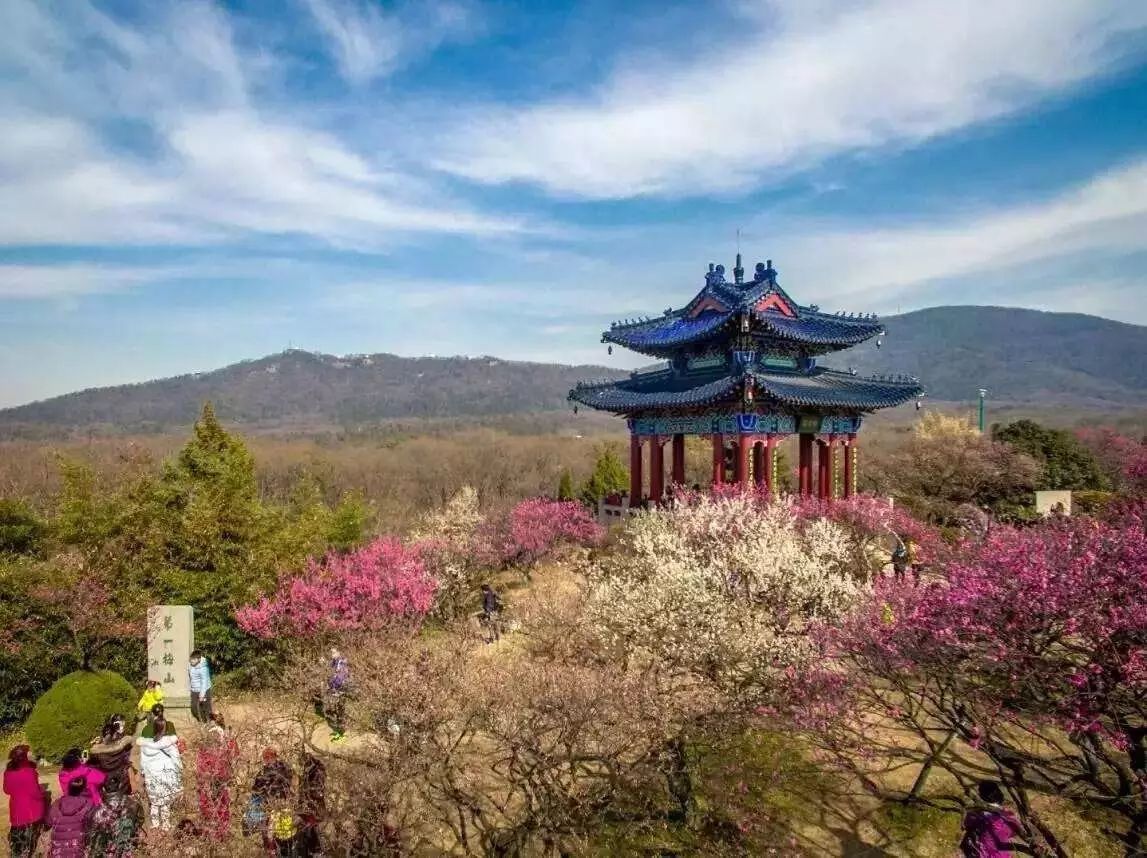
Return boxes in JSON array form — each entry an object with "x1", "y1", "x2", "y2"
[
  {"x1": 0, "y1": 264, "x2": 167, "y2": 299},
  {"x1": 431, "y1": 0, "x2": 1147, "y2": 198},
  {"x1": 300, "y1": 0, "x2": 478, "y2": 84},
  {"x1": 772, "y1": 158, "x2": 1147, "y2": 312},
  {"x1": 0, "y1": 0, "x2": 518, "y2": 250}
]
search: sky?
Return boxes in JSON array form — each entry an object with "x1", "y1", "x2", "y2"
[{"x1": 1, "y1": 0, "x2": 1146, "y2": 408}]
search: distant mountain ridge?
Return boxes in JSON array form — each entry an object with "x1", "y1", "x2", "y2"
[{"x1": 0, "y1": 306, "x2": 1143, "y2": 432}]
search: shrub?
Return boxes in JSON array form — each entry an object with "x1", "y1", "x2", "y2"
[
  {"x1": 25, "y1": 670, "x2": 136, "y2": 762},
  {"x1": 1072, "y1": 489, "x2": 1115, "y2": 515}
]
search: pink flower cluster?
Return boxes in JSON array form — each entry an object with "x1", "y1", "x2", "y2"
[
  {"x1": 236, "y1": 537, "x2": 438, "y2": 639},
  {"x1": 477, "y1": 498, "x2": 605, "y2": 569},
  {"x1": 236, "y1": 497, "x2": 603, "y2": 640},
  {"x1": 837, "y1": 503, "x2": 1147, "y2": 733},
  {"x1": 1076, "y1": 427, "x2": 1147, "y2": 495}
]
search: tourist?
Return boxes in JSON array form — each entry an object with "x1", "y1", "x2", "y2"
[
  {"x1": 5, "y1": 745, "x2": 47, "y2": 858},
  {"x1": 87, "y1": 714, "x2": 134, "y2": 795},
  {"x1": 325, "y1": 647, "x2": 350, "y2": 742},
  {"x1": 46, "y1": 776, "x2": 95, "y2": 858},
  {"x1": 188, "y1": 649, "x2": 214, "y2": 723},
  {"x1": 87, "y1": 781, "x2": 145, "y2": 858},
  {"x1": 58, "y1": 748, "x2": 105, "y2": 805},
  {"x1": 480, "y1": 583, "x2": 503, "y2": 643},
  {"x1": 297, "y1": 753, "x2": 327, "y2": 857},
  {"x1": 891, "y1": 535, "x2": 910, "y2": 583},
  {"x1": 251, "y1": 748, "x2": 295, "y2": 856},
  {"x1": 196, "y1": 713, "x2": 238, "y2": 840},
  {"x1": 135, "y1": 680, "x2": 164, "y2": 728},
  {"x1": 959, "y1": 780, "x2": 1024, "y2": 856},
  {"x1": 138, "y1": 716, "x2": 183, "y2": 830},
  {"x1": 905, "y1": 536, "x2": 922, "y2": 585}
]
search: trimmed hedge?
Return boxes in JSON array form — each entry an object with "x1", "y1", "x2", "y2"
[{"x1": 25, "y1": 670, "x2": 136, "y2": 762}]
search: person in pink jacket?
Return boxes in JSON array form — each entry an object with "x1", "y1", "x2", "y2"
[
  {"x1": 5, "y1": 745, "x2": 47, "y2": 858},
  {"x1": 960, "y1": 780, "x2": 1026, "y2": 856},
  {"x1": 57, "y1": 748, "x2": 106, "y2": 806}
]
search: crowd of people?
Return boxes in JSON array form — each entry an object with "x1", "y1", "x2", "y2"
[{"x1": 2, "y1": 649, "x2": 348, "y2": 857}]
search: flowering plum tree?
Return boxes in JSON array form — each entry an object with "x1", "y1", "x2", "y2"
[
  {"x1": 1076, "y1": 428, "x2": 1147, "y2": 496},
  {"x1": 478, "y1": 498, "x2": 604, "y2": 571},
  {"x1": 236, "y1": 537, "x2": 437, "y2": 639},
  {"x1": 588, "y1": 495, "x2": 862, "y2": 700},
  {"x1": 832, "y1": 506, "x2": 1147, "y2": 856}
]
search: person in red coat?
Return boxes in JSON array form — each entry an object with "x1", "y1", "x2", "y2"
[
  {"x1": 4, "y1": 745, "x2": 47, "y2": 858},
  {"x1": 196, "y1": 713, "x2": 238, "y2": 840}
]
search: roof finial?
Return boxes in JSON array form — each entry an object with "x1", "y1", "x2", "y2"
[{"x1": 734, "y1": 252, "x2": 744, "y2": 285}]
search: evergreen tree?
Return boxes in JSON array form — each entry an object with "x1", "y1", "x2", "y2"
[
  {"x1": 557, "y1": 469, "x2": 575, "y2": 501},
  {"x1": 994, "y1": 419, "x2": 1110, "y2": 491},
  {"x1": 579, "y1": 445, "x2": 628, "y2": 506}
]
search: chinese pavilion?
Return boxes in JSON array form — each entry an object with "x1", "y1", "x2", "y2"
[{"x1": 569, "y1": 257, "x2": 923, "y2": 504}]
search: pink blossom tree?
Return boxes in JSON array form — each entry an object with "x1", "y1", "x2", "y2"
[
  {"x1": 827, "y1": 506, "x2": 1147, "y2": 856},
  {"x1": 477, "y1": 498, "x2": 604, "y2": 572},
  {"x1": 236, "y1": 537, "x2": 437, "y2": 640},
  {"x1": 1077, "y1": 428, "x2": 1147, "y2": 496}
]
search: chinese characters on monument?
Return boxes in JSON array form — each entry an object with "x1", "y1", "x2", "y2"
[{"x1": 146, "y1": 605, "x2": 194, "y2": 709}]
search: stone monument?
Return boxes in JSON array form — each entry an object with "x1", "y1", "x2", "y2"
[{"x1": 146, "y1": 605, "x2": 195, "y2": 710}]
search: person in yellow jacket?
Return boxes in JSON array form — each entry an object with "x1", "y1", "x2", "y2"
[{"x1": 136, "y1": 681, "x2": 164, "y2": 727}]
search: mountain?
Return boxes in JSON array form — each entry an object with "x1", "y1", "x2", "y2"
[
  {"x1": 0, "y1": 307, "x2": 1143, "y2": 434},
  {"x1": 837, "y1": 306, "x2": 1147, "y2": 407},
  {"x1": 0, "y1": 351, "x2": 628, "y2": 433}
]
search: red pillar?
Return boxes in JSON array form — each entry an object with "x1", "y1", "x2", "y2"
[
  {"x1": 735, "y1": 435, "x2": 751, "y2": 488},
  {"x1": 817, "y1": 439, "x2": 830, "y2": 500},
  {"x1": 764, "y1": 436, "x2": 777, "y2": 496},
  {"x1": 752, "y1": 440, "x2": 765, "y2": 487},
  {"x1": 798, "y1": 433, "x2": 813, "y2": 497},
  {"x1": 844, "y1": 433, "x2": 858, "y2": 498},
  {"x1": 671, "y1": 433, "x2": 686, "y2": 486},
  {"x1": 629, "y1": 434, "x2": 643, "y2": 505},
  {"x1": 650, "y1": 436, "x2": 665, "y2": 504},
  {"x1": 711, "y1": 434, "x2": 724, "y2": 487}
]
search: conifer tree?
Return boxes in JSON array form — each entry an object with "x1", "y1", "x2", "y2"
[
  {"x1": 557, "y1": 469, "x2": 575, "y2": 501},
  {"x1": 579, "y1": 444, "x2": 628, "y2": 506}
]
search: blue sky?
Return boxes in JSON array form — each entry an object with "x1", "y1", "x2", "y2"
[{"x1": 1, "y1": 0, "x2": 1146, "y2": 408}]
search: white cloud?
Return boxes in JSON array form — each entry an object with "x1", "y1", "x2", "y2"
[
  {"x1": 300, "y1": 0, "x2": 478, "y2": 84},
  {"x1": 430, "y1": 0, "x2": 1147, "y2": 198},
  {"x1": 0, "y1": 0, "x2": 519, "y2": 250},
  {"x1": 771, "y1": 158, "x2": 1147, "y2": 313},
  {"x1": 0, "y1": 264, "x2": 166, "y2": 299}
]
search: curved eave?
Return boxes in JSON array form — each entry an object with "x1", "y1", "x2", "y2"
[
  {"x1": 602, "y1": 312, "x2": 732, "y2": 356},
  {"x1": 751, "y1": 370, "x2": 921, "y2": 411},
  {"x1": 753, "y1": 312, "x2": 883, "y2": 347},
  {"x1": 569, "y1": 373, "x2": 740, "y2": 413}
]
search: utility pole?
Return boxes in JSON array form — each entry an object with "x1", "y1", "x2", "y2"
[{"x1": 978, "y1": 388, "x2": 988, "y2": 434}]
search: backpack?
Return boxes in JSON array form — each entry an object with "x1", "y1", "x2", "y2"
[{"x1": 270, "y1": 808, "x2": 298, "y2": 842}]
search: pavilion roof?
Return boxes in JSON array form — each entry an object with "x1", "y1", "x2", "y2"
[
  {"x1": 570, "y1": 365, "x2": 922, "y2": 414},
  {"x1": 602, "y1": 261, "x2": 883, "y2": 357}
]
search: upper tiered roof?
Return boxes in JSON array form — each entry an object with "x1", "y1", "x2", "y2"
[{"x1": 602, "y1": 259, "x2": 884, "y2": 358}]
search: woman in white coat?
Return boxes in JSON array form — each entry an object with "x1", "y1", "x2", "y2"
[{"x1": 137, "y1": 716, "x2": 183, "y2": 830}]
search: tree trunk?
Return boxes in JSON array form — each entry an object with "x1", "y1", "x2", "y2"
[
  {"x1": 665, "y1": 733, "x2": 695, "y2": 824},
  {"x1": 907, "y1": 729, "x2": 956, "y2": 802}
]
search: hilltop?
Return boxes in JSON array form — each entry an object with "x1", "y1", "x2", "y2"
[{"x1": 0, "y1": 306, "x2": 1143, "y2": 435}]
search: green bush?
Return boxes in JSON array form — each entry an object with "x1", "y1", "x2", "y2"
[
  {"x1": 1073, "y1": 490, "x2": 1115, "y2": 515},
  {"x1": 25, "y1": 670, "x2": 136, "y2": 762}
]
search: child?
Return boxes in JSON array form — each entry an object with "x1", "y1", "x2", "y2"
[
  {"x1": 47, "y1": 776, "x2": 95, "y2": 858},
  {"x1": 136, "y1": 680, "x2": 164, "y2": 726}
]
